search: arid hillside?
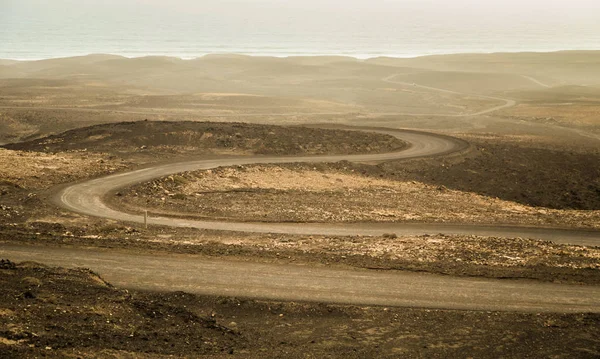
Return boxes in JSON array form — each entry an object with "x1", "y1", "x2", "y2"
[
  {"x1": 2, "y1": 52, "x2": 600, "y2": 146},
  {"x1": 1, "y1": 53, "x2": 600, "y2": 358}
]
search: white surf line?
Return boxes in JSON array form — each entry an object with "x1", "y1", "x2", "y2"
[
  {"x1": 521, "y1": 75, "x2": 551, "y2": 88},
  {"x1": 382, "y1": 74, "x2": 516, "y2": 117}
]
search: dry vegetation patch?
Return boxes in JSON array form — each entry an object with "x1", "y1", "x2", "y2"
[
  {"x1": 119, "y1": 164, "x2": 600, "y2": 228},
  {"x1": 2, "y1": 224, "x2": 599, "y2": 285},
  {"x1": 0, "y1": 148, "x2": 126, "y2": 190},
  {"x1": 0, "y1": 113, "x2": 38, "y2": 143},
  {"x1": 502, "y1": 103, "x2": 600, "y2": 129},
  {"x1": 118, "y1": 92, "x2": 356, "y2": 113},
  {"x1": 256, "y1": 234, "x2": 600, "y2": 271}
]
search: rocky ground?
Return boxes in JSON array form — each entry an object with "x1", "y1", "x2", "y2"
[
  {"x1": 0, "y1": 122, "x2": 404, "y2": 192},
  {"x1": 4, "y1": 121, "x2": 405, "y2": 162},
  {"x1": 499, "y1": 85, "x2": 600, "y2": 131},
  {"x1": 2, "y1": 52, "x2": 600, "y2": 357},
  {"x1": 2, "y1": 223, "x2": 599, "y2": 285},
  {"x1": 1, "y1": 121, "x2": 599, "y2": 358},
  {"x1": 116, "y1": 133, "x2": 600, "y2": 229},
  {"x1": 0, "y1": 120, "x2": 403, "y2": 227},
  {"x1": 0, "y1": 147, "x2": 128, "y2": 191},
  {"x1": 117, "y1": 162, "x2": 600, "y2": 229},
  {"x1": 1, "y1": 259, "x2": 599, "y2": 358},
  {"x1": 397, "y1": 134, "x2": 600, "y2": 211},
  {"x1": 1, "y1": 123, "x2": 598, "y2": 287}
]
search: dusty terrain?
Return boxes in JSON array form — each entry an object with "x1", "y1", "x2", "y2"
[
  {"x1": 2, "y1": 260, "x2": 599, "y2": 358},
  {"x1": 400, "y1": 135, "x2": 600, "y2": 210},
  {"x1": 2, "y1": 224, "x2": 599, "y2": 285},
  {"x1": 499, "y1": 86, "x2": 600, "y2": 130},
  {"x1": 117, "y1": 160, "x2": 600, "y2": 228},
  {"x1": 0, "y1": 148, "x2": 127, "y2": 190},
  {"x1": 113, "y1": 129, "x2": 600, "y2": 231},
  {"x1": 0, "y1": 124, "x2": 598, "y2": 287},
  {"x1": 0, "y1": 122, "x2": 403, "y2": 229},
  {"x1": 3, "y1": 52, "x2": 600, "y2": 145},
  {"x1": 4, "y1": 120, "x2": 405, "y2": 160},
  {"x1": 0, "y1": 121, "x2": 403, "y2": 195},
  {"x1": 1, "y1": 52, "x2": 600, "y2": 357}
]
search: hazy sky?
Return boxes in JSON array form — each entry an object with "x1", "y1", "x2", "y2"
[
  {"x1": 4, "y1": 0, "x2": 599, "y2": 31},
  {"x1": 4, "y1": 0, "x2": 600, "y2": 17},
  {"x1": 1, "y1": 0, "x2": 599, "y2": 58}
]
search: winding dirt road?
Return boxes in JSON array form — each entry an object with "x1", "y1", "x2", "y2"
[
  {"x1": 54, "y1": 128, "x2": 599, "y2": 246},
  {"x1": 8, "y1": 88, "x2": 599, "y2": 313},
  {"x1": 1, "y1": 126, "x2": 580, "y2": 313},
  {"x1": 0, "y1": 125, "x2": 595, "y2": 314},
  {"x1": 382, "y1": 74, "x2": 517, "y2": 117}
]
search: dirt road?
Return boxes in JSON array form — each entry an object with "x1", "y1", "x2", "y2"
[
  {"x1": 2, "y1": 244, "x2": 598, "y2": 313},
  {"x1": 382, "y1": 74, "x2": 517, "y2": 116},
  {"x1": 9, "y1": 126, "x2": 599, "y2": 314},
  {"x1": 54, "y1": 128, "x2": 600, "y2": 246},
  {"x1": 0, "y1": 73, "x2": 517, "y2": 119}
]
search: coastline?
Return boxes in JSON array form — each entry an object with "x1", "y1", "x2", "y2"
[{"x1": 2, "y1": 48, "x2": 600, "y2": 62}]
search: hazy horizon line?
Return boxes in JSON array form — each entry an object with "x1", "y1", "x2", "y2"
[{"x1": 3, "y1": 48, "x2": 600, "y2": 62}]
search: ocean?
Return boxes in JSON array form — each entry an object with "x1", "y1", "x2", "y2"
[{"x1": 1, "y1": 0, "x2": 600, "y2": 60}]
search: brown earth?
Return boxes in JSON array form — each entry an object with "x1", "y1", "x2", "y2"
[
  {"x1": 0, "y1": 121, "x2": 403, "y2": 235},
  {"x1": 4, "y1": 121, "x2": 405, "y2": 162},
  {"x1": 2, "y1": 53, "x2": 600, "y2": 357},
  {"x1": 115, "y1": 134, "x2": 600, "y2": 234},
  {"x1": 0, "y1": 121, "x2": 404, "y2": 221},
  {"x1": 0, "y1": 148, "x2": 128, "y2": 191},
  {"x1": 1, "y1": 223, "x2": 599, "y2": 286},
  {"x1": 496, "y1": 85, "x2": 600, "y2": 140},
  {"x1": 0, "y1": 123, "x2": 598, "y2": 287},
  {"x1": 116, "y1": 162, "x2": 600, "y2": 229},
  {"x1": 6, "y1": 52, "x2": 600, "y2": 147},
  {"x1": 1, "y1": 259, "x2": 599, "y2": 358},
  {"x1": 501, "y1": 102, "x2": 600, "y2": 129},
  {"x1": 393, "y1": 135, "x2": 600, "y2": 210}
]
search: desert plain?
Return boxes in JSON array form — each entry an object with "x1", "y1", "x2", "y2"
[{"x1": 1, "y1": 51, "x2": 600, "y2": 357}]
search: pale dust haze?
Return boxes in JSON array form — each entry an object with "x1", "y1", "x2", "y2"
[{"x1": 1, "y1": 0, "x2": 600, "y2": 357}]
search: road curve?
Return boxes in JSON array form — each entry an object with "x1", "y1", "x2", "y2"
[
  {"x1": 54, "y1": 128, "x2": 600, "y2": 246},
  {"x1": 382, "y1": 74, "x2": 517, "y2": 117},
  {"x1": 2, "y1": 244, "x2": 599, "y2": 313},
  {"x1": 0, "y1": 73, "x2": 517, "y2": 121}
]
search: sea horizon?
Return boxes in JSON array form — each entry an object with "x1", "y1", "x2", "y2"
[
  {"x1": 3, "y1": 48, "x2": 600, "y2": 62},
  {"x1": 3, "y1": 0, "x2": 599, "y2": 62}
]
